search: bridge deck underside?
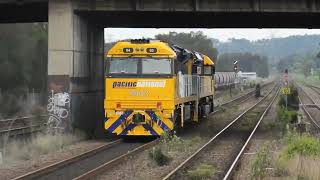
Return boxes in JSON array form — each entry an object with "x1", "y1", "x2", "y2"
[{"x1": 0, "y1": 0, "x2": 320, "y2": 28}]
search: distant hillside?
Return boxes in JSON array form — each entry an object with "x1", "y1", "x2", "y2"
[{"x1": 212, "y1": 35, "x2": 320, "y2": 59}]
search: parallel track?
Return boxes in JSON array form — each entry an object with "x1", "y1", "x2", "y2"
[
  {"x1": 12, "y1": 139, "x2": 156, "y2": 180},
  {"x1": 213, "y1": 81, "x2": 274, "y2": 114},
  {"x1": 296, "y1": 83, "x2": 320, "y2": 130},
  {"x1": 162, "y1": 84, "x2": 279, "y2": 180},
  {"x1": 0, "y1": 115, "x2": 47, "y2": 136}
]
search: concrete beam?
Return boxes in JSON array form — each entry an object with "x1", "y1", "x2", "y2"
[
  {"x1": 48, "y1": 0, "x2": 104, "y2": 135},
  {"x1": 0, "y1": 1, "x2": 47, "y2": 23},
  {"x1": 75, "y1": 0, "x2": 320, "y2": 12}
]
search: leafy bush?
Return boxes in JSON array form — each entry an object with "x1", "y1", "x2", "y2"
[
  {"x1": 160, "y1": 131, "x2": 185, "y2": 152},
  {"x1": 277, "y1": 107, "x2": 298, "y2": 126},
  {"x1": 282, "y1": 133, "x2": 320, "y2": 159},
  {"x1": 251, "y1": 144, "x2": 272, "y2": 179},
  {"x1": 188, "y1": 164, "x2": 215, "y2": 180},
  {"x1": 148, "y1": 146, "x2": 169, "y2": 166}
]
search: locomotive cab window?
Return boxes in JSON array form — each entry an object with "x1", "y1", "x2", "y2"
[
  {"x1": 108, "y1": 58, "x2": 138, "y2": 74},
  {"x1": 203, "y1": 66, "x2": 213, "y2": 75},
  {"x1": 142, "y1": 58, "x2": 172, "y2": 74}
]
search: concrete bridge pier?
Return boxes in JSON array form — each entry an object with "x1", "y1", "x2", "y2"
[{"x1": 47, "y1": 0, "x2": 105, "y2": 136}]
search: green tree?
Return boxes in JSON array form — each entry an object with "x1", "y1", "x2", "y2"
[
  {"x1": 0, "y1": 23, "x2": 47, "y2": 93},
  {"x1": 155, "y1": 31, "x2": 218, "y2": 61}
]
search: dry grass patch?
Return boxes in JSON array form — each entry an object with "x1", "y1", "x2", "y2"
[
  {"x1": 1, "y1": 132, "x2": 86, "y2": 165},
  {"x1": 188, "y1": 164, "x2": 216, "y2": 180}
]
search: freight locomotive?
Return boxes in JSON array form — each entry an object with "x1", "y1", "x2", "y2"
[{"x1": 104, "y1": 39, "x2": 233, "y2": 136}]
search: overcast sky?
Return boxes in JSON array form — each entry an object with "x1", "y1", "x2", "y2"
[{"x1": 104, "y1": 28, "x2": 320, "y2": 42}]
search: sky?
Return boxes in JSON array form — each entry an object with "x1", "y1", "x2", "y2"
[{"x1": 104, "y1": 28, "x2": 320, "y2": 43}]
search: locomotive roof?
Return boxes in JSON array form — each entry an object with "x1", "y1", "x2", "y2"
[
  {"x1": 106, "y1": 40, "x2": 176, "y2": 58},
  {"x1": 106, "y1": 39, "x2": 214, "y2": 66}
]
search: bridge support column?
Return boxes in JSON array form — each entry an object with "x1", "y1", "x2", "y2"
[{"x1": 48, "y1": 0, "x2": 104, "y2": 136}]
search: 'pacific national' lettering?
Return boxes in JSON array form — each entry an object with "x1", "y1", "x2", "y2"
[{"x1": 112, "y1": 81, "x2": 137, "y2": 88}]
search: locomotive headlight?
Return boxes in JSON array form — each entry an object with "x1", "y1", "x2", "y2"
[{"x1": 106, "y1": 110, "x2": 116, "y2": 117}]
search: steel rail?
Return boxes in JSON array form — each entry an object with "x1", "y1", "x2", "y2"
[
  {"x1": 12, "y1": 81, "x2": 274, "y2": 180},
  {"x1": 223, "y1": 87, "x2": 280, "y2": 180},
  {"x1": 213, "y1": 81, "x2": 274, "y2": 114},
  {"x1": 0, "y1": 124, "x2": 43, "y2": 135},
  {"x1": 298, "y1": 83, "x2": 320, "y2": 109},
  {"x1": 298, "y1": 95, "x2": 320, "y2": 129},
  {"x1": 0, "y1": 115, "x2": 47, "y2": 123},
  {"x1": 73, "y1": 139, "x2": 159, "y2": 180},
  {"x1": 307, "y1": 84, "x2": 320, "y2": 93},
  {"x1": 162, "y1": 83, "x2": 278, "y2": 180},
  {"x1": 0, "y1": 115, "x2": 47, "y2": 136},
  {"x1": 12, "y1": 139, "x2": 122, "y2": 180},
  {"x1": 296, "y1": 83, "x2": 320, "y2": 129}
]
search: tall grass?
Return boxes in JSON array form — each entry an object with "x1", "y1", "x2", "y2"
[
  {"x1": 1, "y1": 132, "x2": 85, "y2": 165},
  {"x1": 275, "y1": 131, "x2": 320, "y2": 179},
  {"x1": 251, "y1": 144, "x2": 272, "y2": 179},
  {"x1": 188, "y1": 164, "x2": 216, "y2": 180}
]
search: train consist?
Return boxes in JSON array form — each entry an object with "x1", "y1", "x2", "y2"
[
  {"x1": 215, "y1": 72, "x2": 236, "y2": 89},
  {"x1": 104, "y1": 39, "x2": 235, "y2": 136}
]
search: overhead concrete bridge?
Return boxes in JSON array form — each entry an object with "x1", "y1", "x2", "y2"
[{"x1": 1, "y1": 0, "x2": 319, "y2": 135}]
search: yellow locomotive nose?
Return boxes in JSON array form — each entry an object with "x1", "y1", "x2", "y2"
[
  {"x1": 105, "y1": 109, "x2": 173, "y2": 136},
  {"x1": 132, "y1": 113, "x2": 145, "y2": 124}
]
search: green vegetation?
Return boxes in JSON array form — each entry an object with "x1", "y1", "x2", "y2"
[
  {"x1": 274, "y1": 131, "x2": 320, "y2": 179},
  {"x1": 213, "y1": 35, "x2": 320, "y2": 59},
  {"x1": 276, "y1": 84, "x2": 299, "y2": 133},
  {"x1": 278, "y1": 53, "x2": 320, "y2": 77},
  {"x1": 277, "y1": 107, "x2": 298, "y2": 128},
  {"x1": 278, "y1": 85, "x2": 299, "y2": 110},
  {"x1": 251, "y1": 144, "x2": 272, "y2": 180},
  {"x1": 0, "y1": 23, "x2": 47, "y2": 93},
  {"x1": 0, "y1": 23, "x2": 48, "y2": 117},
  {"x1": 148, "y1": 146, "x2": 169, "y2": 166},
  {"x1": 188, "y1": 164, "x2": 216, "y2": 180},
  {"x1": 282, "y1": 132, "x2": 320, "y2": 159},
  {"x1": 161, "y1": 133, "x2": 185, "y2": 151},
  {"x1": 155, "y1": 31, "x2": 218, "y2": 61}
]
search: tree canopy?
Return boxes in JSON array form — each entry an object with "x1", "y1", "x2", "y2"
[
  {"x1": 155, "y1": 31, "x2": 218, "y2": 61},
  {"x1": 0, "y1": 23, "x2": 47, "y2": 93}
]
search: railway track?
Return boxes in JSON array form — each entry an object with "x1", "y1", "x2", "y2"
[
  {"x1": 11, "y1": 81, "x2": 275, "y2": 180},
  {"x1": 71, "y1": 82, "x2": 275, "y2": 180},
  {"x1": 13, "y1": 138, "x2": 157, "y2": 180},
  {"x1": 213, "y1": 81, "x2": 274, "y2": 114},
  {"x1": 307, "y1": 84, "x2": 320, "y2": 95},
  {"x1": 296, "y1": 83, "x2": 320, "y2": 130},
  {"x1": 0, "y1": 115, "x2": 47, "y2": 137},
  {"x1": 162, "y1": 83, "x2": 279, "y2": 180}
]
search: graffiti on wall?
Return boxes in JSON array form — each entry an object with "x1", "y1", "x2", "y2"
[{"x1": 47, "y1": 90, "x2": 70, "y2": 134}]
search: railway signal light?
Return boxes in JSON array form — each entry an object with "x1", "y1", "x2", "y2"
[{"x1": 233, "y1": 60, "x2": 238, "y2": 72}]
